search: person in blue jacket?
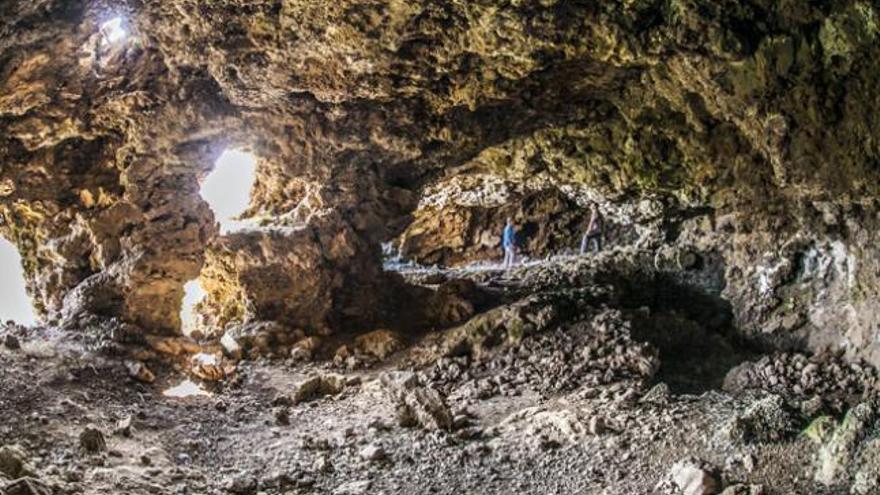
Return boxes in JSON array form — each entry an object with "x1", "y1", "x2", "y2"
[{"x1": 502, "y1": 217, "x2": 517, "y2": 269}]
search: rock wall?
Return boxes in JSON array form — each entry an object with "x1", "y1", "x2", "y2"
[{"x1": 0, "y1": 0, "x2": 878, "y2": 361}]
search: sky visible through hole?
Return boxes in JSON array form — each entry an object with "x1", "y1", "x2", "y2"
[
  {"x1": 201, "y1": 149, "x2": 258, "y2": 234},
  {"x1": 0, "y1": 238, "x2": 37, "y2": 325},
  {"x1": 180, "y1": 149, "x2": 258, "y2": 333}
]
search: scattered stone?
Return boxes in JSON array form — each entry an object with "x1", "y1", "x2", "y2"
[
  {"x1": 333, "y1": 480, "x2": 371, "y2": 495},
  {"x1": 124, "y1": 360, "x2": 155, "y2": 383},
  {"x1": 720, "y1": 484, "x2": 766, "y2": 495},
  {"x1": 79, "y1": 427, "x2": 106, "y2": 453},
  {"x1": 588, "y1": 416, "x2": 608, "y2": 435},
  {"x1": 293, "y1": 374, "x2": 345, "y2": 404},
  {"x1": 640, "y1": 382, "x2": 671, "y2": 404},
  {"x1": 333, "y1": 345, "x2": 351, "y2": 365},
  {"x1": 0, "y1": 445, "x2": 33, "y2": 479},
  {"x1": 290, "y1": 337, "x2": 321, "y2": 362},
  {"x1": 719, "y1": 394, "x2": 795, "y2": 445},
  {"x1": 497, "y1": 407, "x2": 589, "y2": 448},
  {"x1": 670, "y1": 459, "x2": 719, "y2": 495},
  {"x1": 354, "y1": 329, "x2": 403, "y2": 360},
  {"x1": 4, "y1": 477, "x2": 51, "y2": 495},
  {"x1": 3, "y1": 335, "x2": 20, "y2": 350},
  {"x1": 380, "y1": 372, "x2": 454, "y2": 431},
  {"x1": 275, "y1": 408, "x2": 290, "y2": 426},
  {"x1": 114, "y1": 416, "x2": 132, "y2": 437},
  {"x1": 224, "y1": 473, "x2": 258, "y2": 494},
  {"x1": 853, "y1": 454, "x2": 880, "y2": 495},
  {"x1": 359, "y1": 444, "x2": 386, "y2": 462},
  {"x1": 220, "y1": 331, "x2": 242, "y2": 359},
  {"x1": 426, "y1": 308, "x2": 659, "y2": 400},
  {"x1": 313, "y1": 455, "x2": 333, "y2": 473},
  {"x1": 146, "y1": 335, "x2": 200, "y2": 357},
  {"x1": 723, "y1": 353, "x2": 878, "y2": 414}
]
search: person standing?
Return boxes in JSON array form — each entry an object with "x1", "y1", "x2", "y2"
[
  {"x1": 580, "y1": 205, "x2": 603, "y2": 255},
  {"x1": 502, "y1": 217, "x2": 517, "y2": 269}
]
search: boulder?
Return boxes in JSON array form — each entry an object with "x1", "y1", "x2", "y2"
[
  {"x1": 354, "y1": 330, "x2": 403, "y2": 360},
  {"x1": 816, "y1": 402, "x2": 876, "y2": 486},
  {"x1": 380, "y1": 372, "x2": 453, "y2": 431}
]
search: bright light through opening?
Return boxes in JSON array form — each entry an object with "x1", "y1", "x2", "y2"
[
  {"x1": 180, "y1": 279, "x2": 206, "y2": 336},
  {"x1": 100, "y1": 17, "x2": 127, "y2": 44},
  {"x1": 0, "y1": 239, "x2": 37, "y2": 326},
  {"x1": 201, "y1": 149, "x2": 258, "y2": 234}
]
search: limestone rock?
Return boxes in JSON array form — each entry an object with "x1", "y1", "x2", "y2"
[
  {"x1": 292, "y1": 374, "x2": 346, "y2": 405},
  {"x1": 670, "y1": 459, "x2": 719, "y2": 495},
  {"x1": 354, "y1": 330, "x2": 403, "y2": 360},
  {"x1": 380, "y1": 372, "x2": 454, "y2": 431},
  {"x1": 358, "y1": 444, "x2": 386, "y2": 462},
  {"x1": 816, "y1": 403, "x2": 877, "y2": 486}
]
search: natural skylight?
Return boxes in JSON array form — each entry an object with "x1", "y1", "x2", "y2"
[
  {"x1": 0, "y1": 239, "x2": 37, "y2": 326},
  {"x1": 200, "y1": 149, "x2": 258, "y2": 234},
  {"x1": 180, "y1": 279, "x2": 206, "y2": 336},
  {"x1": 100, "y1": 17, "x2": 127, "y2": 44}
]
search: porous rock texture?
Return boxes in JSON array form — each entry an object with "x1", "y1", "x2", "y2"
[{"x1": 0, "y1": 0, "x2": 879, "y2": 365}]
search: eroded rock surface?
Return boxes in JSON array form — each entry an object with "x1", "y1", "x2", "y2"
[{"x1": 0, "y1": 0, "x2": 877, "y2": 362}]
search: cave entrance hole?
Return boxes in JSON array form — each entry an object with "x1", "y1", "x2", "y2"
[
  {"x1": 180, "y1": 280, "x2": 207, "y2": 337},
  {"x1": 179, "y1": 148, "x2": 258, "y2": 335},
  {"x1": 200, "y1": 148, "x2": 258, "y2": 234},
  {"x1": 0, "y1": 238, "x2": 37, "y2": 326},
  {"x1": 99, "y1": 17, "x2": 128, "y2": 45}
]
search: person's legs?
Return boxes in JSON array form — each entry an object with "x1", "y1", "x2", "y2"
[{"x1": 589, "y1": 234, "x2": 602, "y2": 253}]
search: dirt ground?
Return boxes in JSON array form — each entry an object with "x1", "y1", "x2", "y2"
[{"x1": 0, "y1": 259, "x2": 870, "y2": 495}]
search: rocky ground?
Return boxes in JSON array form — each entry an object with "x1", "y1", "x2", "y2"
[{"x1": 1, "y1": 255, "x2": 879, "y2": 495}]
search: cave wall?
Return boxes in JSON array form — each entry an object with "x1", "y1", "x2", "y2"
[{"x1": 0, "y1": 0, "x2": 878, "y2": 360}]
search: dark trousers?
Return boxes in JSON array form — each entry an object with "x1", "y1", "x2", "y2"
[{"x1": 580, "y1": 232, "x2": 602, "y2": 254}]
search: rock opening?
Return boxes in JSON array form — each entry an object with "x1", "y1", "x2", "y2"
[
  {"x1": 0, "y1": 238, "x2": 36, "y2": 326},
  {"x1": 200, "y1": 149, "x2": 258, "y2": 234}
]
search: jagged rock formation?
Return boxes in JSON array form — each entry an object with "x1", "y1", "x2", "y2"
[{"x1": 0, "y1": 1, "x2": 878, "y2": 365}]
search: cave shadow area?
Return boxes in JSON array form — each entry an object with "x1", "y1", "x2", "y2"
[{"x1": 619, "y1": 270, "x2": 761, "y2": 395}]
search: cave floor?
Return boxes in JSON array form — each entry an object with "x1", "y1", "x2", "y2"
[{"x1": 0, "y1": 347, "x2": 837, "y2": 493}]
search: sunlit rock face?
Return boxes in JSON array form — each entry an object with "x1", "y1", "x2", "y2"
[{"x1": 0, "y1": 1, "x2": 879, "y2": 360}]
